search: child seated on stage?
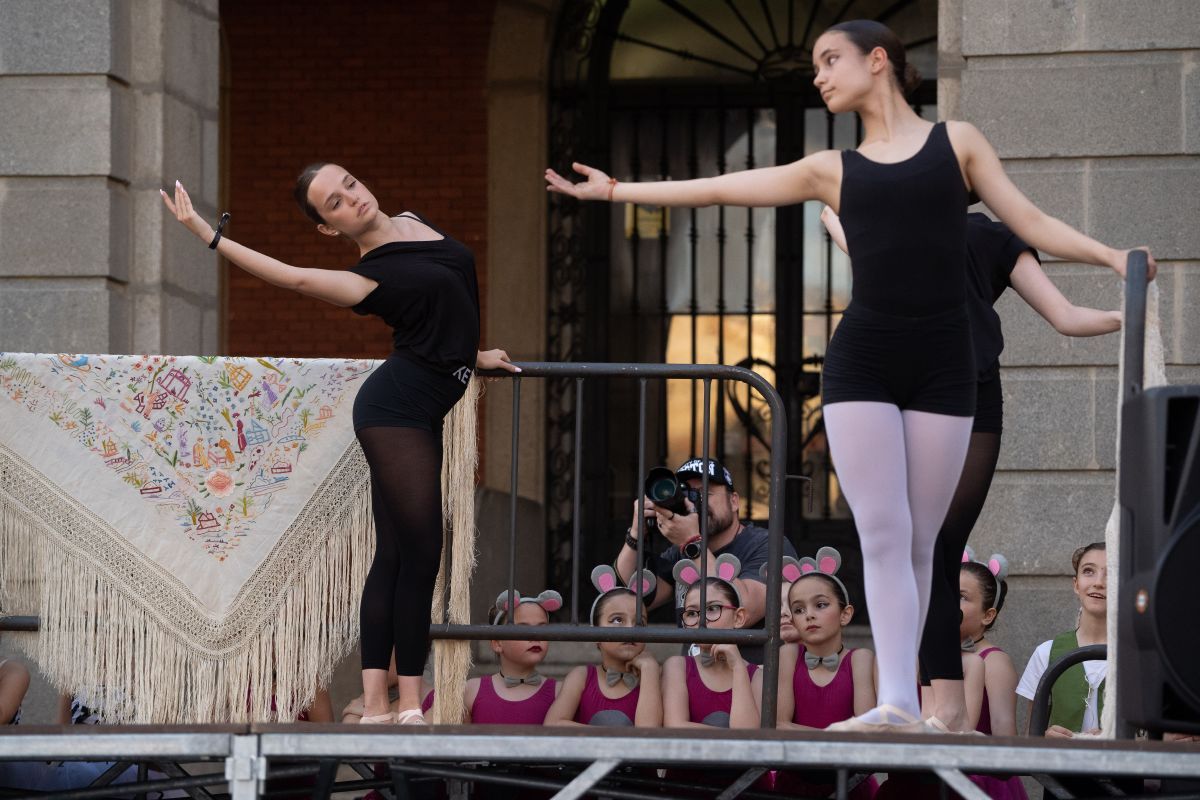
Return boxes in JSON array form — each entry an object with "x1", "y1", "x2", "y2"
[
  {"x1": 1016, "y1": 542, "x2": 1107, "y2": 738},
  {"x1": 463, "y1": 589, "x2": 562, "y2": 725},
  {"x1": 544, "y1": 566, "x2": 662, "y2": 727},
  {"x1": 663, "y1": 555, "x2": 759, "y2": 729},
  {"x1": 767, "y1": 549, "x2": 878, "y2": 798}
]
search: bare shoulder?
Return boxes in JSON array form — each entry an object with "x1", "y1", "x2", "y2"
[
  {"x1": 945, "y1": 120, "x2": 990, "y2": 152},
  {"x1": 663, "y1": 655, "x2": 686, "y2": 675},
  {"x1": 850, "y1": 648, "x2": 874, "y2": 668},
  {"x1": 565, "y1": 665, "x2": 589, "y2": 686}
]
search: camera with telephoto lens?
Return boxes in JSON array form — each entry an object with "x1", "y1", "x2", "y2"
[{"x1": 643, "y1": 467, "x2": 704, "y2": 559}]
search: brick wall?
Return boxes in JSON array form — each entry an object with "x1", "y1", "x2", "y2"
[{"x1": 221, "y1": 0, "x2": 494, "y2": 359}]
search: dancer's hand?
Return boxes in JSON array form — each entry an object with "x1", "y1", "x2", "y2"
[
  {"x1": 545, "y1": 163, "x2": 615, "y2": 202},
  {"x1": 1110, "y1": 247, "x2": 1157, "y2": 281},
  {"x1": 160, "y1": 181, "x2": 214, "y2": 243},
  {"x1": 476, "y1": 349, "x2": 521, "y2": 374},
  {"x1": 628, "y1": 652, "x2": 660, "y2": 678},
  {"x1": 708, "y1": 644, "x2": 743, "y2": 670},
  {"x1": 1045, "y1": 724, "x2": 1074, "y2": 739}
]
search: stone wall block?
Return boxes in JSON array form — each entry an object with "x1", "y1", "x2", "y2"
[
  {"x1": 1159, "y1": 264, "x2": 1200, "y2": 366},
  {"x1": 998, "y1": 160, "x2": 1086, "y2": 233},
  {"x1": 1083, "y1": 1, "x2": 1200, "y2": 51},
  {"x1": 973, "y1": 471, "x2": 1115, "y2": 574},
  {"x1": 962, "y1": 0, "x2": 1081, "y2": 56},
  {"x1": 0, "y1": 278, "x2": 117, "y2": 352},
  {"x1": 162, "y1": 292, "x2": 215, "y2": 356},
  {"x1": 0, "y1": 77, "x2": 120, "y2": 176},
  {"x1": 997, "y1": 367, "x2": 1116, "y2": 470},
  {"x1": 131, "y1": 289, "x2": 163, "y2": 355},
  {"x1": 161, "y1": 94, "x2": 205, "y2": 199},
  {"x1": 0, "y1": 177, "x2": 130, "y2": 282},
  {"x1": 1186, "y1": 53, "x2": 1200, "y2": 156},
  {"x1": 161, "y1": 217, "x2": 218, "y2": 298},
  {"x1": 128, "y1": 0, "x2": 165, "y2": 87},
  {"x1": 131, "y1": 90, "x2": 165, "y2": 185},
  {"x1": 1088, "y1": 157, "x2": 1200, "y2": 261},
  {"x1": 162, "y1": 0, "x2": 219, "y2": 111},
  {"x1": 962, "y1": 54, "x2": 1184, "y2": 158},
  {"x1": 0, "y1": 0, "x2": 127, "y2": 79}
]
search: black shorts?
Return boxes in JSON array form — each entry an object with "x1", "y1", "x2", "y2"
[
  {"x1": 973, "y1": 367, "x2": 1003, "y2": 434},
  {"x1": 352, "y1": 354, "x2": 468, "y2": 436},
  {"x1": 821, "y1": 302, "x2": 976, "y2": 417}
]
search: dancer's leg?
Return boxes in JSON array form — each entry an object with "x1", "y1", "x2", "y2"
[
  {"x1": 901, "y1": 410, "x2": 975, "y2": 635},
  {"x1": 357, "y1": 426, "x2": 444, "y2": 714},
  {"x1": 921, "y1": 431, "x2": 1002, "y2": 728},
  {"x1": 824, "y1": 401, "x2": 921, "y2": 720}
]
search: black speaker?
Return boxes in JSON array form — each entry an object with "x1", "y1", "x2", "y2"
[{"x1": 1117, "y1": 253, "x2": 1200, "y2": 735}]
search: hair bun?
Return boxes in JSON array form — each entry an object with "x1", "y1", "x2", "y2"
[{"x1": 902, "y1": 63, "x2": 922, "y2": 96}]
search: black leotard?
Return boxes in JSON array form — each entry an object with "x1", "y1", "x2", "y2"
[
  {"x1": 349, "y1": 213, "x2": 480, "y2": 433},
  {"x1": 821, "y1": 122, "x2": 976, "y2": 417}
]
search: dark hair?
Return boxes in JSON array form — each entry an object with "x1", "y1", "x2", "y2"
[
  {"x1": 960, "y1": 561, "x2": 1007, "y2": 630},
  {"x1": 685, "y1": 578, "x2": 739, "y2": 608},
  {"x1": 825, "y1": 20, "x2": 922, "y2": 97},
  {"x1": 789, "y1": 573, "x2": 848, "y2": 609},
  {"x1": 591, "y1": 588, "x2": 648, "y2": 626},
  {"x1": 1071, "y1": 542, "x2": 1107, "y2": 575},
  {"x1": 293, "y1": 162, "x2": 331, "y2": 224}
]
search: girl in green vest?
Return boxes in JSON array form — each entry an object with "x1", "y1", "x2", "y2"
[{"x1": 1015, "y1": 542, "x2": 1107, "y2": 736}]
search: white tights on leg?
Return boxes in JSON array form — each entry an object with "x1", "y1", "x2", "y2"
[{"x1": 823, "y1": 402, "x2": 972, "y2": 721}]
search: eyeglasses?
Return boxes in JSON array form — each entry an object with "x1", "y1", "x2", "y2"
[{"x1": 681, "y1": 603, "x2": 736, "y2": 626}]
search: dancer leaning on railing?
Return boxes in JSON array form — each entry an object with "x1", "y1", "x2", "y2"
[
  {"x1": 546, "y1": 19, "x2": 1154, "y2": 733},
  {"x1": 162, "y1": 166, "x2": 517, "y2": 726}
]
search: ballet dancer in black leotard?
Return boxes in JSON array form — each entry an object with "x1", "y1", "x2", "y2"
[
  {"x1": 822, "y1": 206, "x2": 1122, "y2": 731},
  {"x1": 546, "y1": 19, "x2": 1153, "y2": 731},
  {"x1": 162, "y1": 166, "x2": 518, "y2": 725}
]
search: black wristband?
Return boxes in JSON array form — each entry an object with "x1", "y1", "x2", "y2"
[
  {"x1": 208, "y1": 212, "x2": 231, "y2": 250},
  {"x1": 625, "y1": 528, "x2": 640, "y2": 550}
]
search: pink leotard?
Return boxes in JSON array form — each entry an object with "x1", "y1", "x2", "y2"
[
  {"x1": 575, "y1": 665, "x2": 639, "y2": 726},
  {"x1": 470, "y1": 674, "x2": 557, "y2": 725}
]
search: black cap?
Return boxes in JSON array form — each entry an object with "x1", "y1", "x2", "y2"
[{"x1": 675, "y1": 457, "x2": 734, "y2": 490}]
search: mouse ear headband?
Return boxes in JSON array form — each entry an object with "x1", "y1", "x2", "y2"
[
  {"x1": 962, "y1": 546, "x2": 1008, "y2": 603},
  {"x1": 588, "y1": 565, "x2": 657, "y2": 624},
  {"x1": 492, "y1": 588, "x2": 564, "y2": 625},
  {"x1": 759, "y1": 555, "x2": 804, "y2": 585},
  {"x1": 672, "y1": 553, "x2": 742, "y2": 606},
  {"x1": 794, "y1": 546, "x2": 849, "y2": 604}
]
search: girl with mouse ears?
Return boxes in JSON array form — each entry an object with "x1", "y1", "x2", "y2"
[{"x1": 546, "y1": 18, "x2": 1153, "y2": 733}]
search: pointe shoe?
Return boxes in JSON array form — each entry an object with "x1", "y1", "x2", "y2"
[
  {"x1": 396, "y1": 708, "x2": 427, "y2": 726},
  {"x1": 359, "y1": 711, "x2": 397, "y2": 724},
  {"x1": 826, "y1": 704, "x2": 922, "y2": 734}
]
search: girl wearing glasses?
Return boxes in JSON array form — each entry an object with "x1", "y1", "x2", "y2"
[{"x1": 661, "y1": 556, "x2": 759, "y2": 730}]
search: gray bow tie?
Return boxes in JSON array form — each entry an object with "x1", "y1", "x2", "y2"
[
  {"x1": 502, "y1": 672, "x2": 543, "y2": 688},
  {"x1": 804, "y1": 651, "x2": 841, "y2": 671},
  {"x1": 604, "y1": 668, "x2": 639, "y2": 689},
  {"x1": 961, "y1": 636, "x2": 979, "y2": 653},
  {"x1": 698, "y1": 650, "x2": 718, "y2": 668}
]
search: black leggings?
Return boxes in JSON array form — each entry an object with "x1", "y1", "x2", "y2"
[
  {"x1": 357, "y1": 425, "x2": 444, "y2": 676},
  {"x1": 919, "y1": 429, "x2": 1002, "y2": 681}
]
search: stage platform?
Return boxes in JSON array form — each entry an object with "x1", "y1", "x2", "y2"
[{"x1": 3, "y1": 724, "x2": 1200, "y2": 800}]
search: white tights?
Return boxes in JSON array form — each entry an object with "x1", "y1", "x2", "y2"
[{"x1": 823, "y1": 402, "x2": 973, "y2": 719}]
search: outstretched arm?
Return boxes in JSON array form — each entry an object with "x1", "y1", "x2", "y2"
[
  {"x1": 545, "y1": 151, "x2": 843, "y2": 210},
  {"x1": 160, "y1": 181, "x2": 375, "y2": 307},
  {"x1": 1009, "y1": 252, "x2": 1121, "y2": 336},
  {"x1": 949, "y1": 122, "x2": 1155, "y2": 279}
]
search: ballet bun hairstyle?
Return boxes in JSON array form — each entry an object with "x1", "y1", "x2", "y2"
[
  {"x1": 294, "y1": 162, "x2": 331, "y2": 224},
  {"x1": 825, "y1": 20, "x2": 922, "y2": 97}
]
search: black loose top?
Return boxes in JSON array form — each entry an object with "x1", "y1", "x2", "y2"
[
  {"x1": 964, "y1": 212, "x2": 1038, "y2": 379},
  {"x1": 839, "y1": 122, "x2": 969, "y2": 317},
  {"x1": 349, "y1": 214, "x2": 480, "y2": 374}
]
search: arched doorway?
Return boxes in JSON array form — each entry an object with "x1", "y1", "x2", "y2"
[{"x1": 546, "y1": 1, "x2": 938, "y2": 610}]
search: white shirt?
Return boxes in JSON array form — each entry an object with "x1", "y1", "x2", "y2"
[{"x1": 1016, "y1": 638, "x2": 1107, "y2": 732}]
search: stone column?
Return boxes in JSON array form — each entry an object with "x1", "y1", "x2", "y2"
[
  {"x1": 955, "y1": 0, "x2": 1200, "y2": 680},
  {"x1": 0, "y1": 0, "x2": 220, "y2": 356}
]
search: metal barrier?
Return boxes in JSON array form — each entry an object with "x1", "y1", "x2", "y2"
[{"x1": 432, "y1": 361, "x2": 789, "y2": 728}]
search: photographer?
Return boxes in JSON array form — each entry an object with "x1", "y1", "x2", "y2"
[{"x1": 615, "y1": 458, "x2": 797, "y2": 662}]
